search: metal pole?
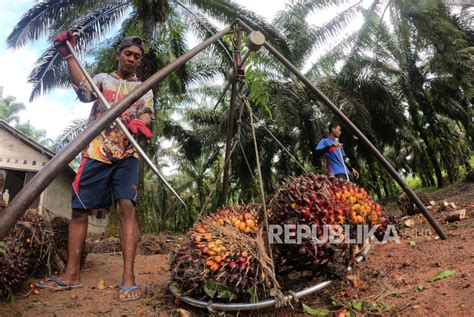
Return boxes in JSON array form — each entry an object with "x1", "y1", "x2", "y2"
[
  {"x1": 0, "y1": 26, "x2": 232, "y2": 240},
  {"x1": 236, "y1": 19, "x2": 447, "y2": 240},
  {"x1": 65, "y1": 41, "x2": 186, "y2": 207}
]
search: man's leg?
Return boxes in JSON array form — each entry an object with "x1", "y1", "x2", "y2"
[
  {"x1": 37, "y1": 210, "x2": 88, "y2": 287},
  {"x1": 116, "y1": 199, "x2": 140, "y2": 300}
]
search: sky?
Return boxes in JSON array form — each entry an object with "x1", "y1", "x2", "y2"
[{"x1": 0, "y1": 0, "x2": 367, "y2": 140}]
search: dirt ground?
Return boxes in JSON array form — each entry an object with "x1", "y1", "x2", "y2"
[{"x1": 1, "y1": 180, "x2": 473, "y2": 316}]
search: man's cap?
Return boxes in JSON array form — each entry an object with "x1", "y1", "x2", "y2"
[{"x1": 118, "y1": 36, "x2": 144, "y2": 53}]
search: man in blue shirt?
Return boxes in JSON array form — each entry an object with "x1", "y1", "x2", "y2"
[{"x1": 316, "y1": 122, "x2": 359, "y2": 181}]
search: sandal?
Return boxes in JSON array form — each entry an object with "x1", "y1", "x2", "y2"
[
  {"x1": 118, "y1": 284, "x2": 141, "y2": 302},
  {"x1": 35, "y1": 277, "x2": 84, "y2": 290}
]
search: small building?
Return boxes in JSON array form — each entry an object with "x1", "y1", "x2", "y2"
[{"x1": 0, "y1": 120, "x2": 107, "y2": 235}]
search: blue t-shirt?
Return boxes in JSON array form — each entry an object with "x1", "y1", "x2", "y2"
[{"x1": 316, "y1": 138, "x2": 348, "y2": 175}]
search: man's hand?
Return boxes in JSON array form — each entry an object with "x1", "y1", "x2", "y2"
[
  {"x1": 53, "y1": 30, "x2": 76, "y2": 59},
  {"x1": 331, "y1": 140, "x2": 342, "y2": 148},
  {"x1": 352, "y1": 168, "x2": 360, "y2": 180},
  {"x1": 127, "y1": 119, "x2": 152, "y2": 139}
]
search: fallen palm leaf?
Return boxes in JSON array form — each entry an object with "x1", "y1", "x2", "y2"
[
  {"x1": 302, "y1": 303, "x2": 330, "y2": 316},
  {"x1": 427, "y1": 270, "x2": 455, "y2": 283}
]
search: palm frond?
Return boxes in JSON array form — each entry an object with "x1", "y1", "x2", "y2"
[
  {"x1": 27, "y1": 47, "x2": 67, "y2": 102},
  {"x1": 166, "y1": 12, "x2": 191, "y2": 92},
  {"x1": 164, "y1": 148, "x2": 198, "y2": 178},
  {"x1": 320, "y1": 77, "x2": 373, "y2": 137},
  {"x1": 308, "y1": 1, "x2": 363, "y2": 49},
  {"x1": 162, "y1": 119, "x2": 204, "y2": 163},
  {"x1": 55, "y1": 118, "x2": 88, "y2": 151},
  {"x1": 27, "y1": 3, "x2": 129, "y2": 101},
  {"x1": 185, "y1": 55, "x2": 224, "y2": 87},
  {"x1": 305, "y1": 31, "x2": 358, "y2": 78},
  {"x1": 340, "y1": 2, "x2": 380, "y2": 72},
  {"x1": 70, "y1": 2, "x2": 130, "y2": 53},
  {"x1": 177, "y1": 2, "x2": 233, "y2": 66},
  {"x1": 184, "y1": 108, "x2": 227, "y2": 129},
  {"x1": 184, "y1": 0, "x2": 292, "y2": 59},
  {"x1": 290, "y1": 0, "x2": 354, "y2": 13},
  {"x1": 7, "y1": 0, "x2": 127, "y2": 49},
  {"x1": 186, "y1": 84, "x2": 224, "y2": 101}
]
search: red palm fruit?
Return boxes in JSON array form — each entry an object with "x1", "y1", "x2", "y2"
[
  {"x1": 298, "y1": 246, "x2": 307, "y2": 255},
  {"x1": 228, "y1": 261, "x2": 237, "y2": 270}
]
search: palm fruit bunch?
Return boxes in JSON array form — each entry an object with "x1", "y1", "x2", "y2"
[
  {"x1": 268, "y1": 173, "x2": 385, "y2": 272},
  {"x1": 0, "y1": 211, "x2": 55, "y2": 298},
  {"x1": 170, "y1": 204, "x2": 276, "y2": 302},
  {"x1": 50, "y1": 216, "x2": 88, "y2": 270}
]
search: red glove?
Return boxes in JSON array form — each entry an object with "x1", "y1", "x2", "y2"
[
  {"x1": 53, "y1": 30, "x2": 76, "y2": 59},
  {"x1": 127, "y1": 119, "x2": 152, "y2": 139}
]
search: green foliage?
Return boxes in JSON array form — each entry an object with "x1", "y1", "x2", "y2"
[
  {"x1": 204, "y1": 282, "x2": 237, "y2": 301},
  {"x1": 245, "y1": 59, "x2": 270, "y2": 116},
  {"x1": 427, "y1": 270, "x2": 456, "y2": 283},
  {"x1": 0, "y1": 96, "x2": 26, "y2": 124},
  {"x1": 303, "y1": 303, "x2": 330, "y2": 316}
]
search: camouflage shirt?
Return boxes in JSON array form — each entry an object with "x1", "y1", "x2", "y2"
[{"x1": 74, "y1": 71, "x2": 154, "y2": 164}]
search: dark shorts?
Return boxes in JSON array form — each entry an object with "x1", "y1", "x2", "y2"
[{"x1": 72, "y1": 156, "x2": 139, "y2": 210}]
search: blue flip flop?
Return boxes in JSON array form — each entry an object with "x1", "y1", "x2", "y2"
[
  {"x1": 35, "y1": 277, "x2": 84, "y2": 290},
  {"x1": 118, "y1": 284, "x2": 141, "y2": 302}
]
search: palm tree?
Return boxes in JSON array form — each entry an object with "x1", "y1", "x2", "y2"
[
  {"x1": 7, "y1": 0, "x2": 290, "y2": 102},
  {"x1": 302, "y1": 0, "x2": 473, "y2": 188},
  {"x1": 15, "y1": 121, "x2": 55, "y2": 150},
  {"x1": 0, "y1": 96, "x2": 26, "y2": 124}
]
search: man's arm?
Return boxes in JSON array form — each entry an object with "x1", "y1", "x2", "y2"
[
  {"x1": 54, "y1": 31, "x2": 84, "y2": 87},
  {"x1": 65, "y1": 57, "x2": 86, "y2": 88},
  {"x1": 343, "y1": 154, "x2": 359, "y2": 180},
  {"x1": 138, "y1": 113, "x2": 152, "y2": 127},
  {"x1": 54, "y1": 30, "x2": 100, "y2": 102},
  {"x1": 315, "y1": 145, "x2": 331, "y2": 157}
]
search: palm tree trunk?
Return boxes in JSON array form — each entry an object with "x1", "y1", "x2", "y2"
[
  {"x1": 220, "y1": 81, "x2": 238, "y2": 206},
  {"x1": 367, "y1": 159, "x2": 382, "y2": 198},
  {"x1": 302, "y1": 116, "x2": 320, "y2": 168},
  {"x1": 197, "y1": 178, "x2": 205, "y2": 212},
  {"x1": 401, "y1": 61, "x2": 444, "y2": 188},
  {"x1": 220, "y1": 31, "x2": 242, "y2": 205},
  {"x1": 408, "y1": 106, "x2": 444, "y2": 188}
]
